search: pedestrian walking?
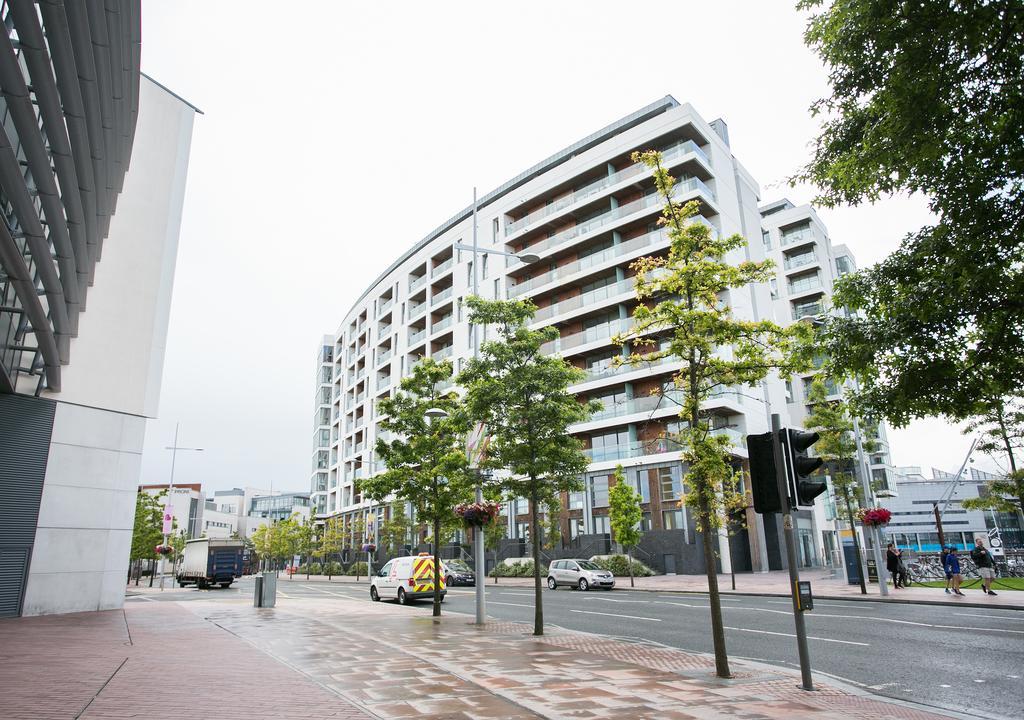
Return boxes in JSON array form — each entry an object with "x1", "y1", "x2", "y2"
[
  {"x1": 944, "y1": 546, "x2": 964, "y2": 596},
  {"x1": 970, "y1": 537, "x2": 998, "y2": 596},
  {"x1": 941, "y1": 546, "x2": 952, "y2": 594},
  {"x1": 886, "y1": 543, "x2": 903, "y2": 588}
]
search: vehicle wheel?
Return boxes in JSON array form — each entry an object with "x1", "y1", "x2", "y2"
[
  {"x1": 547, "y1": 577, "x2": 557, "y2": 590},
  {"x1": 220, "y1": 582, "x2": 231, "y2": 589},
  {"x1": 446, "y1": 575, "x2": 454, "y2": 587},
  {"x1": 397, "y1": 588, "x2": 408, "y2": 605},
  {"x1": 178, "y1": 581, "x2": 187, "y2": 588},
  {"x1": 370, "y1": 586, "x2": 380, "y2": 602},
  {"x1": 578, "y1": 578, "x2": 589, "y2": 591},
  {"x1": 197, "y1": 580, "x2": 207, "y2": 590},
  {"x1": 440, "y1": 593, "x2": 446, "y2": 603}
]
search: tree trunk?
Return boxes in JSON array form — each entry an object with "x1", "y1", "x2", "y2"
[
  {"x1": 845, "y1": 486, "x2": 867, "y2": 594},
  {"x1": 628, "y1": 546, "x2": 635, "y2": 588},
  {"x1": 699, "y1": 494, "x2": 731, "y2": 678},
  {"x1": 148, "y1": 559, "x2": 155, "y2": 587},
  {"x1": 432, "y1": 517, "x2": 442, "y2": 617},
  {"x1": 530, "y1": 486, "x2": 543, "y2": 636}
]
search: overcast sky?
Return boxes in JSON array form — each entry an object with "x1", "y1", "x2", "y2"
[{"x1": 136, "y1": 0, "x2": 998, "y2": 494}]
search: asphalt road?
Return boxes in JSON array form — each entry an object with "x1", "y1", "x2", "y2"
[{"x1": 129, "y1": 579, "x2": 1024, "y2": 719}]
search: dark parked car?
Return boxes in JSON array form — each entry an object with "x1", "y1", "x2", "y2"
[{"x1": 444, "y1": 559, "x2": 476, "y2": 587}]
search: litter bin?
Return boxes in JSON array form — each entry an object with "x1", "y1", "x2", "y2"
[
  {"x1": 866, "y1": 558, "x2": 878, "y2": 584},
  {"x1": 253, "y1": 574, "x2": 263, "y2": 607}
]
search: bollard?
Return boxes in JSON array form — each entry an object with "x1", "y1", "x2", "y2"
[
  {"x1": 253, "y1": 574, "x2": 264, "y2": 607},
  {"x1": 260, "y1": 571, "x2": 277, "y2": 608}
]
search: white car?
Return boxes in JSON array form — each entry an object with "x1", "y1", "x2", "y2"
[
  {"x1": 547, "y1": 559, "x2": 615, "y2": 590},
  {"x1": 370, "y1": 554, "x2": 447, "y2": 605}
]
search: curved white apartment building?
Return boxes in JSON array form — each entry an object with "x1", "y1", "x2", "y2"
[{"x1": 311, "y1": 96, "x2": 866, "y2": 575}]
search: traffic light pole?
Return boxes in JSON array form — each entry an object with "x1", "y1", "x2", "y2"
[{"x1": 771, "y1": 413, "x2": 814, "y2": 691}]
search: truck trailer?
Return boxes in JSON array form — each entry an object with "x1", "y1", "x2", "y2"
[{"x1": 177, "y1": 538, "x2": 245, "y2": 589}]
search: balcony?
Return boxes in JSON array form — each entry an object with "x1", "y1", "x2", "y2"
[
  {"x1": 378, "y1": 323, "x2": 392, "y2": 337},
  {"x1": 378, "y1": 298, "x2": 393, "y2": 317},
  {"x1": 780, "y1": 226, "x2": 815, "y2": 248},
  {"x1": 783, "y1": 251, "x2": 817, "y2": 271},
  {"x1": 582, "y1": 426, "x2": 743, "y2": 463},
  {"x1": 377, "y1": 348, "x2": 392, "y2": 366},
  {"x1": 540, "y1": 317, "x2": 638, "y2": 355},
  {"x1": 532, "y1": 273, "x2": 666, "y2": 324},
  {"x1": 506, "y1": 140, "x2": 711, "y2": 237},
  {"x1": 409, "y1": 274, "x2": 427, "y2": 293},
  {"x1": 432, "y1": 315, "x2": 453, "y2": 334},
  {"x1": 516, "y1": 179, "x2": 714, "y2": 262},
  {"x1": 431, "y1": 286, "x2": 453, "y2": 306},
  {"x1": 432, "y1": 345, "x2": 453, "y2": 362},
  {"x1": 788, "y1": 275, "x2": 823, "y2": 296},
  {"x1": 431, "y1": 257, "x2": 454, "y2": 278},
  {"x1": 408, "y1": 301, "x2": 427, "y2": 320},
  {"x1": 408, "y1": 328, "x2": 426, "y2": 346}
]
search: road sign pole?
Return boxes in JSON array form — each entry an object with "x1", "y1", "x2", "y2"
[{"x1": 771, "y1": 413, "x2": 814, "y2": 691}]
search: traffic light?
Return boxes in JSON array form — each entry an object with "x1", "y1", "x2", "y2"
[
  {"x1": 746, "y1": 432, "x2": 783, "y2": 513},
  {"x1": 785, "y1": 429, "x2": 826, "y2": 506}
]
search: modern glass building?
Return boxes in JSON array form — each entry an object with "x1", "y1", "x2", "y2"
[
  {"x1": 0, "y1": 2, "x2": 198, "y2": 616},
  {"x1": 311, "y1": 96, "x2": 883, "y2": 575}
]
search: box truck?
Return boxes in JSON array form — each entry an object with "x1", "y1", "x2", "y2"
[{"x1": 177, "y1": 538, "x2": 244, "y2": 589}]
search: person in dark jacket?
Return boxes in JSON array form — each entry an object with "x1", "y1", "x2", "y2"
[
  {"x1": 886, "y1": 543, "x2": 904, "y2": 588},
  {"x1": 970, "y1": 538, "x2": 998, "y2": 596},
  {"x1": 944, "y1": 546, "x2": 964, "y2": 596},
  {"x1": 941, "y1": 547, "x2": 952, "y2": 594}
]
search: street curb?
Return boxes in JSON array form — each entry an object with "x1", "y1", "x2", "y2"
[{"x1": 248, "y1": 575, "x2": 1024, "y2": 611}]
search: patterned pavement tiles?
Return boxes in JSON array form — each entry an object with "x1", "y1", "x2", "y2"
[{"x1": 188, "y1": 594, "x2": 962, "y2": 720}]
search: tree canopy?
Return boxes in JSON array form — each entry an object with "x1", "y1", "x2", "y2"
[{"x1": 795, "y1": 0, "x2": 1024, "y2": 425}]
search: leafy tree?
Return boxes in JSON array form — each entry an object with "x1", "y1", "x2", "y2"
[
  {"x1": 458, "y1": 296, "x2": 599, "y2": 636},
  {"x1": 380, "y1": 503, "x2": 413, "y2": 556},
  {"x1": 622, "y1": 151, "x2": 809, "y2": 677},
  {"x1": 130, "y1": 491, "x2": 165, "y2": 584},
  {"x1": 250, "y1": 523, "x2": 272, "y2": 571},
  {"x1": 960, "y1": 396, "x2": 1024, "y2": 522},
  {"x1": 483, "y1": 515, "x2": 507, "y2": 584},
  {"x1": 320, "y1": 517, "x2": 345, "y2": 579},
  {"x1": 795, "y1": 0, "x2": 1024, "y2": 426},
  {"x1": 803, "y1": 377, "x2": 869, "y2": 594},
  {"x1": 295, "y1": 516, "x2": 317, "y2": 579},
  {"x1": 362, "y1": 358, "x2": 476, "y2": 616},
  {"x1": 608, "y1": 465, "x2": 643, "y2": 588}
]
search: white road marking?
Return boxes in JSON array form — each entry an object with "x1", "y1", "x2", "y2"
[
  {"x1": 808, "y1": 612, "x2": 1024, "y2": 635},
  {"x1": 940, "y1": 684, "x2": 952, "y2": 688},
  {"x1": 973, "y1": 679, "x2": 985, "y2": 683},
  {"x1": 130, "y1": 595, "x2": 156, "y2": 602},
  {"x1": 570, "y1": 609, "x2": 662, "y2": 622},
  {"x1": 868, "y1": 682, "x2": 899, "y2": 690},
  {"x1": 1008, "y1": 675, "x2": 1020, "y2": 679},
  {"x1": 488, "y1": 601, "x2": 532, "y2": 608},
  {"x1": 723, "y1": 625, "x2": 869, "y2": 646},
  {"x1": 953, "y1": 611, "x2": 1024, "y2": 621},
  {"x1": 299, "y1": 585, "x2": 364, "y2": 600}
]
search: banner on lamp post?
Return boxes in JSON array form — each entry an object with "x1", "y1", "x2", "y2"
[
  {"x1": 466, "y1": 422, "x2": 491, "y2": 469},
  {"x1": 162, "y1": 505, "x2": 174, "y2": 535}
]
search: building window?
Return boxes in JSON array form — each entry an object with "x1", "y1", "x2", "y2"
[
  {"x1": 762, "y1": 229, "x2": 772, "y2": 250},
  {"x1": 590, "y1": 474, "x2": 610, "y2": 508},
  {"x1": 569, "y1": 491, "x2": 584, "y2": 510},
  {"x1": 632, "y1": 470, "x2": 650, "y2": 503},
  {"x1": 593, "y1": 514, "x2": 610, "y2": 534},
  {"x1": 481, "y1": 254, "x2": 488, "y2": 280},
  {"x1": 492, "y1": 217, "x2": 499, "y2": 240},
  {"x1": 494, "y1": 278, "x2": 500, "y2": 299},
  {"x1": 656, "y1": 466, "x2": 681, "y2": 501},
  {"x1": 662, "y1": 508, "x2": 684, "y2": 530},
  {"x1": 467, "y1": 261, "x2": 473, "y2": 286}
]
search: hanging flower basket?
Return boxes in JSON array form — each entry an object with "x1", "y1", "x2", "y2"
[
  {"x1": 361, "y1": 543, "x2": 376, "y2": 553},
  {"x1": 857, "y1": 507, "x2": 892, "y2": 528},
  {"x1": 154, "y1": 544, "x2": 174, "y2": 556},
  {"x1": 454, "y1": 501, "x2": 502, "y2": 527}
]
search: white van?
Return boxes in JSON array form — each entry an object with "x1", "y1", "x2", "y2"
[{"x1": 370, "y1": 554, "x2": 447, "y2": 605}]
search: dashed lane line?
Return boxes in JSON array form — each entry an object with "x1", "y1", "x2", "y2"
[
  {"x1": 723, "y1": 625, "x2": 869, "y2": 646},
  {"x1": 489, "y1": 601, "x2": 533, "y2": 608},
  {"x1": 569, "y1": 609, "x2": 662, "y2": 622}
]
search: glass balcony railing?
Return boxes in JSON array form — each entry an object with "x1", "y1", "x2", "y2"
[
  {"x1": 378, "y1": 298, "x2": 393, "y2": 317},
  {"x1": 377, "y1": 348, "x2": 392, "y2": 365},
  {"x1": 540, "y1": 317, "x2": 638, "y2": 355},
  {"x1": 516, "y1": 179, "x2": 713, "y2": 261},
  {"x1": 408, "y1": 301, "x2": 427, "y2": 319},
  {"x1": 408, "y1": 328, "x2": 426, "y2": 346},
  {"x1": 431, "y1": 287, "x2": 453, "y2": 306},
  {"x1": 788, "y1": 276, "x2": 823, "y2": 295},
  {"x1": 431, "y1": 257, "x2": 454, "y2": 278},
  {"x1": 432, "y1": 345, "x2": 453, "y2": 361},
  {"x1": 432, "y1": 316, "x2": 453, "y2": 334},
  {"x1": 533, "y1": 277, "x2": 636, "y2": 323},
  {"x1": 587, "y1": 390, "x2": 687, "y2": 422},
  {"x1": 378, "y1": 323, "x2": 392, "y2": 337},
  {"x1": 505, "y1": 140, "x2": 711, "y2": 236},
  {"x1": 783, "y1": 251, "x2": 817, "y2": 271},
  {"x1": 509, "y1": 216, "x2": 715, "y2": 298},
  {"x1": 583, "y1": 426, "x2": 742, "y2": 463},
  {"x1": 780, "y1": 227, "x2": 815, "y2": 247},
  {"x1": 409, "y1": 274, "x2": 427, "y2": 292}
]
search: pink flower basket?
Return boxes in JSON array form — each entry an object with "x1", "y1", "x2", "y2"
[
  {"x1": 454, "y1": 501, "x2": 502, "y2": 527},
  {"x1": 857, "y1": 507, "x2": 892, "y2": 528}
]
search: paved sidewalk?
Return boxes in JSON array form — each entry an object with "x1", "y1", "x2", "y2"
[
  {"x1": 0, "y1": 602, "x2": 368, "y2": 720},
  {"x1": 1, "y1": 591, "x2": 983, "y2": 719},
  {"x1": 268, "y1": 567, "x2": 1024, "y2": 609}
]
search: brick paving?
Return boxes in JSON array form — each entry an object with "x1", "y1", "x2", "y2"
[
  {"x1": 2, "y1": 590, "x2": 969, "y2": 720},
  {"x1": 0, "y1": 602, "x2": 367, "y2": 720}
]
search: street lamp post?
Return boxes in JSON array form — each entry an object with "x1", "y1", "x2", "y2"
[
  {"x1": 160, "y1": 422, "x2": 203, "y2": 590},
  {"x1": 454, "y1": 187, "x2": 540, "y2": 626}
]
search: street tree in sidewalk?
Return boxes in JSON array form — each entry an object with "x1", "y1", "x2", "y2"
[
  {"x1": 795, "y1": 0, "x2": 1024, "y2": 428},
  {"x1": 250, "y1": 523, "x2": 272, "y2": 572},
  {"x1": 362, "y1": 358, "x2": 476, "y2": 617},
  {"x1": 379, "y1": 504, "x2": 413, "y2": 557},
  {"x1": 621, "y1": 150, "x2": 809, "y2": 678},
  {"x1": 130, "y1": 490, "x2": 166, "y2": 585},
  {"x1": 349, "y1": 514, "x2": 366, "y2": 579},
  {"x1": 960, "y1": 396, "x2": 1024, "y2": 525},
  {"x1": 803, "y1": 377, "x2": 869, "y2": 594},
  {"x1": 541, "y1": 498, "x2": 562, "y2": 551},
  {"x1": 295, "y1": 516, "x2": 317, "y2": 580},
  {"x1": 458, "y1": 297, "x2": 600, "y2": 636},
  {"x1": 608, "y1": 465, "x2": 642, "y2": 588}
]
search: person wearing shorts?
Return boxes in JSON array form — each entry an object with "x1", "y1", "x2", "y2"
[
  {"x1": 970, "y1": 538, "x2": 998, "y2": 596},
  {"x1": 944, "y1": 546, "x2": 964, "y2": 595}
]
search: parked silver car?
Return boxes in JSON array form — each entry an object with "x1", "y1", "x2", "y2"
[{"x1": 547, "y1": 559, "x2": 615, "y2": 591}]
